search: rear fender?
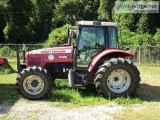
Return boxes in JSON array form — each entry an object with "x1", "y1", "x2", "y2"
[{"x1": 88, "y1": 49, "x2": 134, "y2": 72}]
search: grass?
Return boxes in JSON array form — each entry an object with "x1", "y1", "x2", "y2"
[
  {"x1": 137, "y1": 65, "x2": 160, "y2": 102},
  {"x1": 0, "y1": 62, "x2": 160, "y2": 119},
  {"x1": 0, "y1": 61, "x2": 144, "y2": 106},
  {"x1": 110, "y1": 65, "x2": 160, "y2": 120},
  {"x1": 111, "y1": 102, "x2": 160, "y2": 120},
  {"x1": 0, "y1": 115, "x2": 12, "y2": 120},
  {"x1": 48, "y1": 80, "x2": 109, "y2": 107}
]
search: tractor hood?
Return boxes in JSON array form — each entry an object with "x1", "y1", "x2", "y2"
[{"x1": 26, "y1": 46, "x2": 73, "y2": 67}]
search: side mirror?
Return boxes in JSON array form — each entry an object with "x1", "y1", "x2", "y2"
[
  {"x1": 67, "y1": 28, "x2": 70, "y2": 37},
  {"x1": 71, "y1": 32, "x2": 77, "y2": 39}
]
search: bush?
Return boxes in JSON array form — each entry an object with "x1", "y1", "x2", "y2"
[
  {"x1": 119, "y1": 29, "x2": 135, "y2": 47},
  {"x1": 119, "y1": 29, "x2": 155, "y2": 47},
  {"x1": 0, "y1": 46, "x2": 16, "y2": 57},
  {"x1": 131, "y1": 33, "x2": 154, "y2": 46},
  {"x1": 154, "y1": 28, "x2": 160, "y2": 46},
  {"x1": 0, "y1": 64, "x2": 14, "y2": 75},
  {"x1": 46, "y1": 24, "x2": 70, "y2": 46}
]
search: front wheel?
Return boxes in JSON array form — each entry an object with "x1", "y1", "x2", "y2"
[
  {"x1": 16, "y1": 66, "x2": 53, "y2": 99},
  {"x1": 94, "y1": 58, "x2": 140, "y2": 98}
]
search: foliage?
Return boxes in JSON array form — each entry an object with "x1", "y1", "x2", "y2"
[
  {"x1": 98, "y1": 0, "x2": 116, "y2": 21},
  {"x1": 0, "y1": 0, "x2": 8, "y2": 43},
  {"x1": 131, "y1": 34, "x2": 155, "y2": 46},
  {"x1": 0, "y1": 64, "x2": 14, "y2": 75},
  {"x1": 53, "y1": 0, "x2": 83, "y2": 26},
  {"x1": 153, "y1": 28, "x2": 160, "y2": 46},
  {"x1": 119, "y1": 29, "x2": 135, "y2": 46},
  {"x1": 114, "y1": 14, "x2": 137, "y2": 31},
  {"x1": 2, "y1": 0, "x2": 55, "y2": 44},
  {"x1": 0, "y1": 0, "x2": 160, "y2": 45},
  {"x1": 0, "y1": 46, "x2": 16, "y2": 57},
  {"x1": 0, "y1": 68, "x2": 11, "y2": 75},
  {"x1": 136, "y1": 14, "x2": 149, "y2": 34},
  {"x1": 53, "y1": 0, "x2": 99, "y2": 26},
  {"x1": 82, "y1": 0, "x2": 99, "y2": 21},
  {"x1": 46, "y1": 24, "x2": 70, "y2": 45},
  {"x1": 120, "y1": 29, "x2": 156, "y2": 46}
]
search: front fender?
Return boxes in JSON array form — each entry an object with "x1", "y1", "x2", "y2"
[{"x1": 88, "y1": 49, "x2": 134, "y2": 72}]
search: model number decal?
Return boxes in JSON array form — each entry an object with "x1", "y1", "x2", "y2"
[{"x1": 59, "y1": 56, "x2": 68, "y2": 58}]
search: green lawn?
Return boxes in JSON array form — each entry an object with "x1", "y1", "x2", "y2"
[
  {"x1": 0, "y1": 62, "x2": 160, "y2": 119},
  {"x1": 0, "y1": 62, "x2": 146, "y2": 107}
]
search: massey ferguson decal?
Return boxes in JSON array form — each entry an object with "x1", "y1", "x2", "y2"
[
  {"x1": 41, "y1": 50, "x2": 72, "y2": 54},
  {"x1": 30, "y1": 49, "x2": 72, "y2": 54}
]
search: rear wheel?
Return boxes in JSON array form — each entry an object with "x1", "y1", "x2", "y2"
[
  {"x1": 94, "y1": 58, "x2": 140, "y2": 98},
  {"x1": 16, "y1": 66, "x2": 53, "y2": 99}
]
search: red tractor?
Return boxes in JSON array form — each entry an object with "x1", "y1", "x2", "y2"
[
  {"x1": 16, "y1": 21, "x2": 140, "y2": 99},
  {"x1": 0, "y1": 57, "x2": 8, "y2": 71}
]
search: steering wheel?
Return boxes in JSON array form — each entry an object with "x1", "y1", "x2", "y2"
[
  {"x1": 79, "y1": 40, "x2": 92, "y2": 51},
  {"x1": 80, "y1": 44, "x2": 91, "y2": 52}
]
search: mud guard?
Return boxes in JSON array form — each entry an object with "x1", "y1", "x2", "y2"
[{"x1": 88, "y1": 49, "x2": 134, "y2": 72}]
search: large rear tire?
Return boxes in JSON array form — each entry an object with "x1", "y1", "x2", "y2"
[
  {"x1": 94, "y1": 58, "x2": 140, "y2": 98},
  {"x1": 16, "y1": 66, "x2": 53, "y2": 99}
]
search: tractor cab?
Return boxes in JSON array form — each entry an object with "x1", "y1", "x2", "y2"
[{"x1": 68, "y1": 21, "x2": 119, "y2": 68}]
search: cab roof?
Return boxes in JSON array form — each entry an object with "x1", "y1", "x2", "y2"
[{"x1": 76, "y1": 21, "x2": 119, "y2": 27}]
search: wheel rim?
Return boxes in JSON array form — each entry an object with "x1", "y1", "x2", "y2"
[
  {"x1": 23, "y1": 75, "x2": 45, "y2": 95},
  {"x1": 107, "y1": 69, "x2": 131, "y2": 93}
]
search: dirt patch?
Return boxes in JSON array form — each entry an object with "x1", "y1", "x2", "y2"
[{"x1": 1, "y1": 101, "x2": 123, "y2": 120}]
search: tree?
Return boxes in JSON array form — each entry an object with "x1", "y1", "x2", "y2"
[
  {"x1": 4, "y1": 0, "x2": 55, "y2": 43},
  {"x1": 28, "y1": 0, "x2": 54, "y2": 43},
  {"x1": 5, "y1": 0, "x2": 33, "y2": 43},
  {"x1": 154, "y1": 28, "x2": 160, "y2": 46},
  {"x1": 98, "y1": 0, "x2": 116, "y2": 21},
  {"x1": 0, "y1": 0, "x2": 8, "y2": 43},
  {"x1": 114, "y1": 13, "x2": 137, "y2": 31},
  {"x1": 82, "y1": 0, "x2": 99, "y2": 20},
  {"x1": 136, "y1": 14, "x2": 149, "y2": 34},
  {"x1": 53, "y1": 0, "x2": 83, "y2": 26}
]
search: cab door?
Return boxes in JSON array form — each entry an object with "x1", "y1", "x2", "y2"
[{"x1": 76, "y1": 26, "x2": 105, "y2": 68}]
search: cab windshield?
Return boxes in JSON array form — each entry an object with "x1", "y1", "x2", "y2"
[{"x1": 78, "y1": 26, "x2": 118, "y2": 49}]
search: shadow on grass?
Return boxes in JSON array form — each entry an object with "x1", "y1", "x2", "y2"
[
  {"x1": 48, "y1": 81, "x2": 99, "y2": 102},
  {"x1": 48, "y1": 80, "x2": 160, "y2": 103},
  {"x1": 1, "y1": 81, "x2": 159, "y2": 114},
  {"x1": 78, "y1": 84, "x2": 98, "y2": 97},
  {"x1": 137, "y1": 83, "x2": 160, "y2": 102},
  {"x1": 0, "y1": 84, "x2": 19, "y2": 114}
]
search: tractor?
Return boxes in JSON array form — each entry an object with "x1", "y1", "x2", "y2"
[
  {"x1": 0, "y1": 57, "x2": 8, "y2": 71},
  {"x1": 16, "y1": 21, "x2": 140, "y2": 99}
]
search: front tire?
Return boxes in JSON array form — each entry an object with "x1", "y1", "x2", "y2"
[
  {"x1": 16, "y1": 66, "x2": 53, "y2": 99},
  {"x1": 94, "y1": 58, "x2": 140, "y2": 98}
]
